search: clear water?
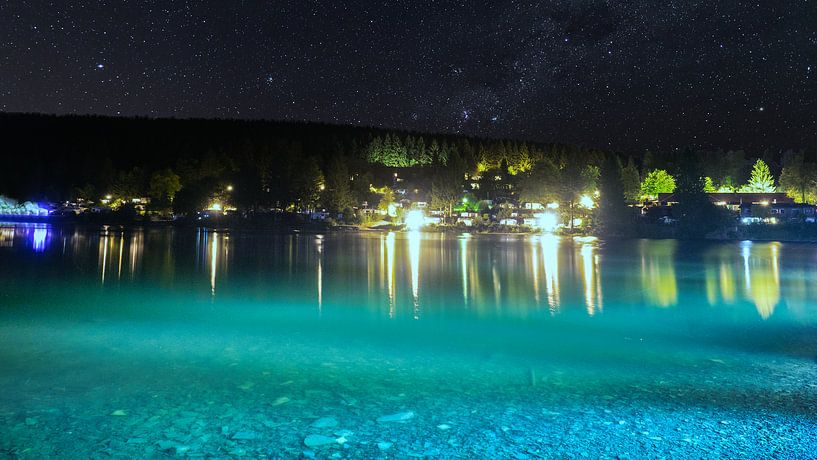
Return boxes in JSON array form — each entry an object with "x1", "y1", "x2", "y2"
[{"x1": 1, "y1": 222, "x2": 815, "y2": 458}]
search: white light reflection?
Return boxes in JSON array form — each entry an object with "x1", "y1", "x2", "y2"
[
  {"x1": 741, "y1": 240, "x2": 752, "y2": 291},
  {"x1": 32, "y1": 227, "x2": 48, "y2": 252},
  {"x1": 580, "y1": 242, "x2": 602, "y2": 315},
  {"x1": 386, "y1": 232, "x2": 396, "y2": 318},
  {"x1": 530, "y1": 236, "x2": 540, "y2": 305},
  {"x1": 541, "y1": 235, "x2": 560, "y2": 312},
  {"x1": 408, "y1": 230, "x2": 421, "y2": 319},
  {"x1": 316, "y1": 235, "x2": 323, "y2": 314},
  {"x1": 210, "y1": 232, "x2": 219, "y2": 296}
]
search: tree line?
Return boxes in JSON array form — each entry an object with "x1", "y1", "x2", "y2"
[{"x1": 1, "y1": 113, "x2": 814, "y2": 232}]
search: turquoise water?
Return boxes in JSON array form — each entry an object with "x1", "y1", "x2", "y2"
[{"x1": 1, "y1": 223, "x2": 815, "y2": 458}]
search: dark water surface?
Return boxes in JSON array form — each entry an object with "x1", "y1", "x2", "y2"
[{"x1": 1, "y1": 223, "x2": 815, "y2": 458}]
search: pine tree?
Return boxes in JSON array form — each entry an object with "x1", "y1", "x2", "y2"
[
  {"x1": 620, "y1": 157, "x2": 641, "y2": 203},
  {"x1": 741, "y1": 159, "x2": 775, "y2": 192},
  {"x1": 674, "y1": 152, "x2": 721, "y2": 238},
  {"x1": 596, "y1": 154, "x2": 632, "y2": 236}
]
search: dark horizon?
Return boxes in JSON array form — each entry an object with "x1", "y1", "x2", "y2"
[
  {"x1": 2, "y1": 109, "x2": 815, "y2": 158},
  {"x1": 3, "y1": 1, "x2": 815, "y2": 154}
]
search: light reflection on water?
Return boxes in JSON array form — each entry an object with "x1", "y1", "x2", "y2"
[{"x1": 0, "y1": 223, "x2": 814, "y2": 324}]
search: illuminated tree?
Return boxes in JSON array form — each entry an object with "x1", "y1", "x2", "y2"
[
  {"x1": 640, "y1": 169, "x2": 676, "y2": 199},
  {"x1": 428, "y1": 139, "x2": 441, "y2": 166},
  {"x1": 741, "y1": 159, "x2": 775, "y2": 192},
  {"x1": 703, "y1": 176, "x2": 716, "y2": 193},
  {"x1": 148, "y1": 168, "x2": 182, "y2": 209},
  {"x1": 778, "y1": 152, "x2": 817, "y2": 203}
]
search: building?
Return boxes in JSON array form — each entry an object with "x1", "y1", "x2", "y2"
[{"x1": 657, "y1": 192, "x2": 794, "y2": 210}]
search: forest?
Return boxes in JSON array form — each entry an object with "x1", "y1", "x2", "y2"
[{"x1": 1, "y1": 113, "x2": 815, "y2": 237}]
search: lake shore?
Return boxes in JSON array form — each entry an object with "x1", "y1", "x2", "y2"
[{"x1": 6, "y1": 215, "x2": 817, "y2": 243}]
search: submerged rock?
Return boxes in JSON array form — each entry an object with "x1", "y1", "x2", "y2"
[
  {"x1": 232, "y1": 431, "x2": 259, "y2": 440},
  {"x1": 110, "y1": 410, "x2": 127, "y2": 416},
  {"x1": 311, "y1": 417, "x2": 338, "y2": 428},
  {"x1": 304, "y1": 434, "x2": 339, "y2": 448},
  {"x1": 377, "y1": 441, "x2": 393, "y2": 450},
  {"x1": 273, "y1": 396, "x2": 290, "y2": 406},
  {"x1": 377, "y1": 411, "x2": 415, "y2": 422}
]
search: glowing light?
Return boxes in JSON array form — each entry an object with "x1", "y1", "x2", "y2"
[
  {"x1": 32, "y1": 227, "x2": 48, "y2": 252},
  {"x1": 208, "y1": 202, "x2": 223, "y2": 212},
  {"x1": 226, "y1": 185, "x2": 233, "y2": 192},
  {"x1": 535, "y1": 212, "x2": 558, "y2": 233},
  {"x1": 580, "y1": 243, "x2": 601, "y2": 316},
  {"x1": 405, "y1": 209, "x2": 425, "y2": 230},
  {"x1": 540, "y1": 235, "x2": 560, "y2": 311},
  {"x1": 210, "y1": 232, "x2": 218, "y2": 296},
  {"x1": 387, "y1": 203, "x2": 398, "y2": 217},
  {"x1": 760, "y1": 200, "x2": 770, "y2": 206},
  {"x1": 579, "y1": 194, "x2": 595, "y2": 209}
]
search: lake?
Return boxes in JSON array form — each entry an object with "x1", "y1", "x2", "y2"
[{"x1": 0, "y1": 222, "x2": 815, "y2": 458}]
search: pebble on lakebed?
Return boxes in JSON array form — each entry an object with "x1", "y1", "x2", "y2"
[
  {"x1": 304, "y1": 434, "x2": 345, "y2": 448},
  {"x1": 310, "y1": 417, "x2": 338, "y2": 428},
  {"x1": 376, "y1": 411, "x2": 415, "y2": 422}
]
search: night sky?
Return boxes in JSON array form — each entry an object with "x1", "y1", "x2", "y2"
[{"x1": 2, "y1": 1, "x2": 816, "y2": 153}]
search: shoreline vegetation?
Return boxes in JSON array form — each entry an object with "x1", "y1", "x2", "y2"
[{"x1": 2, "y1": 112, "x2": 817, "y2": 243}]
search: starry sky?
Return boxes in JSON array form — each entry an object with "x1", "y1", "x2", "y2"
[{"x1": 2, "y1": 1, "x2": 816, "y2": 153}]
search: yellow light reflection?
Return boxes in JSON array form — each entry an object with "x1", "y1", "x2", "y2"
[
  {"x1": 129, "y1": 230, "x2": 143, "y2": 277},
  {"x1": 99, "y1": 231, "x2": 110, "y2": 285},
  {"x1": 703, "y1": 247, "x2": 737, "y2": 306},
  {"x1": 0, "y1": 227, "x2": 13, "y2": 247},
  {"x1": 744, "y1": 243, "x2": 780, "y2": 319},
  {"x1": 461, "y1": 234, "x2": 469, "y2": 307},
  {"x1": 117, "y1": 232, "x2": 124, "y2": 281},
  {"x1": 580, "y1": 243, "x2": 603, "y2": 315},
  {"x1": 640, "y1": 240, "x2": 677, "y2": 307}
]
